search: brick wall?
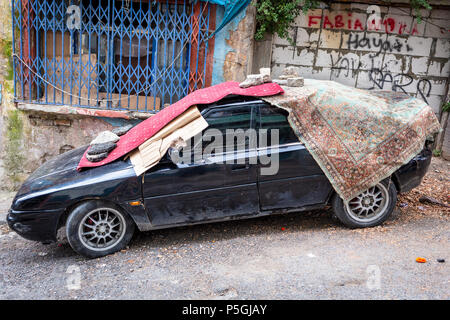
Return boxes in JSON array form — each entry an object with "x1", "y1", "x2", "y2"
[{"x1": 269, "y1": 2, "x2": 450, "y2": 116}]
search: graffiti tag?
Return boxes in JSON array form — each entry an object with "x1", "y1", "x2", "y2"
[{"x1": 347, "y1": 33, "x2": 413, "y2": 57}]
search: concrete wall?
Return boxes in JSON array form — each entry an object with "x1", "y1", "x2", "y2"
[
  {"x1": 21, "y1": 112, "x2": 137, "y2": 170},
  {"x1": 443, "y1": 112, "x2": 450, "y2": 159},
  {"x1": 269, "y1": 2, "x2": 450, "y2": 116},
  {"x1": 0, "y1": 0, "x2": 14, "y2": 189},
  {"x1": 1, "y1": 104, "x2": 140, "y2": 190}
]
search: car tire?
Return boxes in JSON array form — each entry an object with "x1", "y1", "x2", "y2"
[
  {"x1": 332, "y1": 179, "x2": 397, "y2": 228},
  {"x1": 66, "y1": 200, "x2": 135, "y2": 258}
]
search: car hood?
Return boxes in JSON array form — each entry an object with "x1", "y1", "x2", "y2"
[
  {"x1": 12, "y1": 146, "x2": 136, "y2": 211},
  {"x1": 15, "y1": 146, "x2": 88, "y2": 198}
]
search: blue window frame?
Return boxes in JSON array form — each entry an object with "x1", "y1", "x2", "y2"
[{"x1": 12, "y1": 0, "x2": 215, "y2": 112}]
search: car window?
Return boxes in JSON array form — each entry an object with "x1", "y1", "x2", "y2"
[
  {"x1": 205, "y1": 107, "x2": 252, "y2": 133},
  {"x1": 259, "y1": 104, "x2": 299, "y2": 146},
  {"x1": 180, "y1": 105, "x2": 253, "y2": 160}
]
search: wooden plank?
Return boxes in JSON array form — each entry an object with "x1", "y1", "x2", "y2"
[
  {"x1": 140, "y1": 106, "x2": 201, "y2": 148},
  {"x1": 130, "y1": 108, "x2": 208, "y2": 176}
]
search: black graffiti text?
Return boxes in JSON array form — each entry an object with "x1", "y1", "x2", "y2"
[
  {"x1": 368, "y1": 62, "x2": 432, "y2": 103},
  {"x1": 347, "y1": 33, "x2": 413, "y2": 57}
]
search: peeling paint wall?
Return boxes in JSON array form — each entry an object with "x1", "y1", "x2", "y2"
[
  {"x1": 0, "y1": 0, "x2": 11, "y2": 40},
  {"x1": 23, "y1": 114, "x2": 111, "y2": 169},
  {"x1": 271, "y1": 2, "x2": 450, "y2": 116},
  {"x1": 3, "y1": 109, "x2": 138, "y2": 189},
  {"x1": 0, "y1": 0, "x2": 138, "y2": 189},
  {"x1": 0, "y1": 0, "x2": 18, "y2": 190},
  {"x1": 212, "y1": 6, "x2": 255, "y2": 84}
]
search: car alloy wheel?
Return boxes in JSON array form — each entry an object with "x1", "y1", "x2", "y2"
[
  {"x1": 78, "y1": 208, "x2": 127, "y2": 252},
  {"x1": 331, "y1": 179, "x2": 397, "y2": 228},
  {"x1": 344, "y1": 183, "x2": 389, "y2": 223},
  {"x1": 66, "y1": 200, "x2": 135, "y2": 258}
]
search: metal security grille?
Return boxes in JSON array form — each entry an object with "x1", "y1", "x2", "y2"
[{"x1": 12, "y1": 0, "x2": 216, "y2": 112}]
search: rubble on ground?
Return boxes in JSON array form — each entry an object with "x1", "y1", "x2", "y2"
[{"x1": 397, "y1": 157, "x2": 450, "y2": 221}]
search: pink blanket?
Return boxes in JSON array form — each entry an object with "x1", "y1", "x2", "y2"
[{"x1": 77, "y1": 81, "x2": 284, "y2": 170}]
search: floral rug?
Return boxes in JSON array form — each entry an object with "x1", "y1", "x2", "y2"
[{"x1": 263, "y1": 79, "x2": 441, "y2": 202}]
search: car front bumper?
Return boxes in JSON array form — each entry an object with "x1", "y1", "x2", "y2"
[{"x1": 7, "y1": 208, "x2": 65, "y2": 243}]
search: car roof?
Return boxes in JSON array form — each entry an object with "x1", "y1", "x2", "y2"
[{"x1": 197, "y1": 95, "x2": 266, "y2": 110}]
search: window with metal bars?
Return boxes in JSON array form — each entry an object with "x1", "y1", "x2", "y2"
[{"x1": 12, "y1": 0, "x2": 216, "y2": 112}]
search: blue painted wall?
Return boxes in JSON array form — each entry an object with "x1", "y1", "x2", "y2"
[{"x1": 211, "y1": 6, "x2": 247, "y2": 85}]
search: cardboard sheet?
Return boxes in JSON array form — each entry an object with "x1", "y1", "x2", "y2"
[{"x1": 129, "y1": 106, "x2": 208, "y2": 176}]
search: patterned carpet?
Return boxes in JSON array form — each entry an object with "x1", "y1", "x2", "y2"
[{"x1": 263, "y1": 79, "x2": 441, "y2": 202}]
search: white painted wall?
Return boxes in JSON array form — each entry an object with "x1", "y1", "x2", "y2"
[{"x1": 270, "y1": 2, "x2": 450, "y2": 115}]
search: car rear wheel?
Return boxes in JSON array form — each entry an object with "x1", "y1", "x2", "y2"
[
  {"x1": 332, "y1": 180, "x2": 397, "y2": 228},
  {"x1": 66, "y1": 200, "x2": 135, "y2": 258}
]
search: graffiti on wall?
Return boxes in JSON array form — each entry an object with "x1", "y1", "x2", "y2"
[
  {"x1": 368, "y1": 66, "x2": 432, "y2": 103},
  {"x1": 307, "y1": 5, "x2": 424, "y2": 35},
  {"x1": 330, "y1": 55, "x2": 432, "y2": 103},
  {"x1": 346, "y1": 33, "x2": 413, "y2": 56},
  {"x1": 271, "y1": 3, "x2": 450, "y2": 112},
  {"x1": 278, "y1": 3, "x2": 450, "y2": 112}
]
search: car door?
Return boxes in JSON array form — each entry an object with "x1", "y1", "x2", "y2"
[
  {"x1": 257, "y1": 103, "x2": 333, "y2": 211},
  {"x1": 142, "y1": 102, "x2": 260, "y2": 227}
]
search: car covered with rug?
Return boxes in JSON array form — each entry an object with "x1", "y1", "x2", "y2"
[{"x1": 7, "y1": 79, "x2": 440, "y2": 258}]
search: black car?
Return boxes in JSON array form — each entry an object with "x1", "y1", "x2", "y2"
[{"x1": 7, "y1": 97, "x2": 432, "y2": 258}]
